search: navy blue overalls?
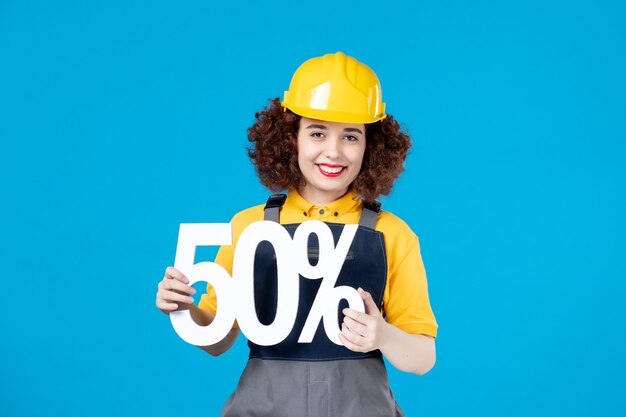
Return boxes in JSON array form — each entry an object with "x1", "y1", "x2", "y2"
[{"x1": 221, "y1": 195, "x2": 405, "y2": 417}]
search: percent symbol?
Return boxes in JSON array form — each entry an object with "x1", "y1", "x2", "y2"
[{"x1": 293, "y1": 221, "x2": 365, "y2": 345}]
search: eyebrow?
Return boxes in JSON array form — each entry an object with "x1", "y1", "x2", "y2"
[{"x1": 305, "y1": 124, "x2": 363, "y2": 135}]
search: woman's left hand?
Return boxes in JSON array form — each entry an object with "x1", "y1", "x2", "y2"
[{"x1": 339, "y1": 288, "x2": 389, "y2": 352}]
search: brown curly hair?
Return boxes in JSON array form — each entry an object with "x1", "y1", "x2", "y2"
[{"x1": 247, "y1": 98, "x2": 411, "y2": 202}]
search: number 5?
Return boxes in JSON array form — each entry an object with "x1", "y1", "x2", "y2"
[{"x1": 170, "y1": 223, "x2": 236, "y2": 346}]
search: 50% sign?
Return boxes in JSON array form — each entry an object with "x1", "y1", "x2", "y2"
[{"x1": 170, "y1": 220, "x2": 365, "y2": 346}]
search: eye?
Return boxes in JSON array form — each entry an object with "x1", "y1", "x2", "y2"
[
  {"x1": 344, "y1": 135, "x2": 359, "y2": 142},
  {"x1": 310, "y1": 132, "x2": 325, "y2": 139}
]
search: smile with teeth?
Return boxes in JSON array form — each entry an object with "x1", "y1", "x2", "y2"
[{"x1": 317, "y1": 164, "x2": 346, "y2": 177}]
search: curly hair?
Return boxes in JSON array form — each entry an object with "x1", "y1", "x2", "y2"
[{"x1": 247, "y1": 98, "x2": 411, "y2": 202}]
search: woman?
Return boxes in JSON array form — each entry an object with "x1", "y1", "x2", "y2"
[{"x1": 156, "y1": 51, "x2": 438, "y2": 416}]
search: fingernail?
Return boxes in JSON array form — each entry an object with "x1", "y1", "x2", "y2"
[{"x1": 342, "y1": 308, "x2": 348, "y2": 314}]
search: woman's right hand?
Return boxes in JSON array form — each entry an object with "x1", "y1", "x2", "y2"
[
  {"x1": 156, "y1": 266, "x2": 238, "y2": 355},
  {"x1": 156, "y1": 266, "x2": 197, "y2": 314}
]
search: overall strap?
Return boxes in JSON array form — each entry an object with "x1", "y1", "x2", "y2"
[
  {"x1": 263, "y1": 194, "x2": 287, "y2": 222},
  {"x1": 358, "y1": 200, "x2": 382, "y2": 229}
]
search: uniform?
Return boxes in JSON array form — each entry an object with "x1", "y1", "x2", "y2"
[{"x1": 198, "y1": 189, "x2": 437, "y2": 416}]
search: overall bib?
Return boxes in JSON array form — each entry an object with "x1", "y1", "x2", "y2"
[{"x1": 221, "y1": 195, "x2": 405, "y2": 417}]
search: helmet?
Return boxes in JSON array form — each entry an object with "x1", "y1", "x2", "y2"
[{"x1": 282, "y1": 52, "x2": 386, "y2": 124}]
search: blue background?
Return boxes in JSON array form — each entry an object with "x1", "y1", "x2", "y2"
[{"x1": 1, "y1": 1, "x2": 625, "y2": 416}]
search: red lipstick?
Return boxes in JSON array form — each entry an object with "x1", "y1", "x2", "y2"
[{"x1": 317, "y1": 163, "x2": 345, "y2": 177}]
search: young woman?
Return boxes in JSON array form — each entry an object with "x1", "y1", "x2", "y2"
[{"x1": 156, "y1": 52, "x2": 438, "y2": 417}]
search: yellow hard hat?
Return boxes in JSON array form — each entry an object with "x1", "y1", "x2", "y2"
[{"x1": 282, "y1": 52, "x2": 386, "y2": 124}]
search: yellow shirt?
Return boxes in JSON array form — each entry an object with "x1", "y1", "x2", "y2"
[{"x1": 199, "y1": 189, "x2": 438, "y2": 338}]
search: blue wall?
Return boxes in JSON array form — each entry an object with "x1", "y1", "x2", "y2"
[{"x1": 1, "y1": 1, "x2": 625, "y2": 416}]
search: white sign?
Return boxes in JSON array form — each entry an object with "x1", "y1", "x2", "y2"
[{"x1": 170, "y1": 220, "x2": 365, "y2": 347}]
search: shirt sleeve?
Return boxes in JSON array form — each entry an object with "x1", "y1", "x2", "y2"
[
  {"x1": 383, "y1": 236, "x2": 438, "y2": 338},
  {"x1": 197, "y1": 243, "x2": 234, "y2": 316},
  {"x1": 197, "y1": 206, "x2": 262, "y2": 328}
]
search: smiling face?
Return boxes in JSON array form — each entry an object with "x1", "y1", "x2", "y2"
[{"x1": 296, "y1": 117, "x2": 366, "y2": 206}]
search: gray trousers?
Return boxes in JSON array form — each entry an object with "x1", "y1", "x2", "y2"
[{"x1": 221, "y1": 358, "x2": 405, "y2": 417}]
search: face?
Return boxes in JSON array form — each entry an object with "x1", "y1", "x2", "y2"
[{"x1": 297, "y1": 117, "x2": 366, "y2": 205}]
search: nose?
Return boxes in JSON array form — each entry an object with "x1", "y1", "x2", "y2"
[{"x1": 324, "y1": 136, "x2": 341, "y2": 159}]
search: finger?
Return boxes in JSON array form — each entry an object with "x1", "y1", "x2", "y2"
[
  {"x1": 341, "y1": 323, "x2": 366, "y2": 345},
  {"x1": 156, "y1": 299, "x2": 178, "y2": 311},
  {"x1": 162, "y1": 290, "x2": 194, "y2": 305},
  {"x1": 342, "y1": 307, "x2": 368, "y2": 324},
  {"x1": 162, "y1": 278, "x2": 196, "y2": 295},
  {"x1": 358, "y1": 288, "x2": 380, "y2": 316},
  {"x1": 343, "y1": 316, "x2": 367, "y2": 337},
  {"x1": 338, "y1": 332, "x2": 363, "y2": 353},
  {"x1": 165, "y1": 266, "x2": 189, "y2": 284}
]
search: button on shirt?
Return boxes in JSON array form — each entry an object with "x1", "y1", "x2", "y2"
[{"x1": 295, "y1": 190, "x2": 359, "y2": 222}]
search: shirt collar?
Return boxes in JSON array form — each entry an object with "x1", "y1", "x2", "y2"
[{"x1": 287, "y1": 188, "x2": 362, "y2": 218}]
